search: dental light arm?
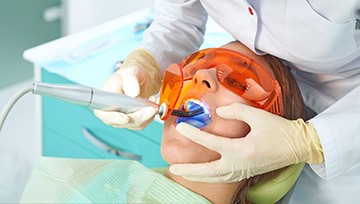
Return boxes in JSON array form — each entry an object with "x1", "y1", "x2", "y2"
[
  {"x1": 32, "y1": 82, "x2": 160, "y2": 114},
  {"x1": 0, "y1": 82, "x2": 204, "y2": 134},
  {"x1": 32, "y1": 82, "x2": 202, "y2": 117}
]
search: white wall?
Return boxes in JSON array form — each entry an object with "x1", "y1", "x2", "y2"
[{"x1": 62, "y1": 0, "x2": 154, "y2": 35}]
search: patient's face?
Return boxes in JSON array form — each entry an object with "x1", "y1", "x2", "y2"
[{"x1": 161, "y1": 42, "x2": 274, "y2": 164}]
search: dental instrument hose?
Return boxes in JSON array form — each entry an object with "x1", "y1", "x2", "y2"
[{"x1": 0, "y1": 86, "x2": 33, "y2": 134}]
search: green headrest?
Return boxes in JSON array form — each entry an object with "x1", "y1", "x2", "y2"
[
  {"x1": 154, "y1": 163, "x2": 304, "y2": 203},
  {"x1": 247, "y1": 163, "x2": 305, "y2": 204}
]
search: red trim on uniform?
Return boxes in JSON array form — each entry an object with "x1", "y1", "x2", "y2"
[{"x1": 248, "y1": 7, "x2": 254, "y2": 15}]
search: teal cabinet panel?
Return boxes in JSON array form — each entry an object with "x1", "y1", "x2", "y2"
[
  {"x1": 137, "y1": 121, "x2": 163, "y2": 144},
  {"x1": 43, "y1": 128, "x2": 100, "y2": 159},
  {"x1": 41, "y1": 69, "x2": 164, "y2": 143},
  {"x1": 41, "y1": 69, "x2": 168, "y2": 168},
  {"x1": 42, "y1": 97, "x2": 167, "y2": 167}
]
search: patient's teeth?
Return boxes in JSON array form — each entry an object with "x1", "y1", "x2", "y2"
[
  {"x1": 184, "y1": 98, "x2": 210, "y2": 116},
  {"x1": 177, "y1": 98, "x2": 212, "y2": 129}
]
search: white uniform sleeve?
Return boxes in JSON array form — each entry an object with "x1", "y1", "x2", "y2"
[
  {"x1": 139, "y1": 0, "x2": 208, "y2": 72},
  {"x1": 309, "y1": 85, "x2": 360, "y2": 179}
]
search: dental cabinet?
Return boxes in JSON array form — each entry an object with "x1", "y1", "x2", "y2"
[{"x1": 24, "y1": 8, "x2": 233, "y2": 168}]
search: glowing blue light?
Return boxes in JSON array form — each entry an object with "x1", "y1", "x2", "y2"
[{"x1": 176, "y1": 101, "x2": 211, "y2": 129}]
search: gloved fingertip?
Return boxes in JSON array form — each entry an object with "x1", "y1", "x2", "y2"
[
  {"x1": 148, "y1": 95, "x2": 157, "y2": 103},
  {"x1": 93, "y1": 109, "x2": 112, "y2": 121},
  {"x1": 175, "y1": 123, "x2": 201, "y2": 138},
  {"x1": 216, "y1": 105, "x2": 234, "y2": 116},
  {"x1": 216, "y1": 103, "x2": 253, "y2": 120},
  {"x1": 175, "y1": 122, "x2": 197, "y2": 131},
  {"x1": 140, "y1": 107, "x2": 157, "y2": 121},
  {"x1": 123, "y1": 76, "x2": 140, "y2": 97},
  {"x1": 169, "y1": 165, "x2": 182, "y2": 175},
  {"x1": 216, "y1": 102, "x2": 244, "y2": 112},
  {"x1": 108, "y1": 114, "x2": 130, "y2": 125},
  {"x1": 93, "y1": 109, "x2": 100, "y2": 116},
  {"x1": 170, "y1": 165, "x2": 219, "y2": 183}
]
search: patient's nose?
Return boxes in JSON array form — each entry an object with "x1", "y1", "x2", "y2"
[{"x1": 192, "y1": 69, "x2": 218, "y2": 92}]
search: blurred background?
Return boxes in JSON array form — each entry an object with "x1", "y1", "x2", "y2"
[{"x1": 0, "y1": 0, "x2": 154, "y2": 202}]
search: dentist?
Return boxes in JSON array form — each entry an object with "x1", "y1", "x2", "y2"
[{"x1": 94, "y1": 1, "x2": 360, "y2": 203}]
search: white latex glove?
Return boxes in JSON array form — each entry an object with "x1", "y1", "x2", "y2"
[
  {"x1": 170, "y1": 103, "x2": 324, "y2": 183},
  {"x1": 94, "y1": 49, "x2": 162, "y2": 130}
]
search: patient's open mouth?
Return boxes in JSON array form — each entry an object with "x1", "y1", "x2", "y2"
[
  {"x1": 184, "y1": 98, "x2": 209, "y2": 114},
  {"x1": 176, "y1": 98, "x2": 212, "y2": 129}
]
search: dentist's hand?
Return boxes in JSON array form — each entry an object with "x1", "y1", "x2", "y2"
[
  {"x1": 94, "y1": 49, "x2": 162, "y2": 130},
  {"x1": 170, "y1": 103, "x2": 324, "y2": 182}
]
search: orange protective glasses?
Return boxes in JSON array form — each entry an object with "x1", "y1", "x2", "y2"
[{"x1": 159, "y1": 48, "x2": 284, "y2": 120}]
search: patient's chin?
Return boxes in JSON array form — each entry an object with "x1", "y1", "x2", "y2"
[
  {"x1": 161, "y1": 115, "x2": 232, "y2": 164},
  {"x1": 161, "y1": 139, "x2": 221, "y2": 165},
  {"x1": 160, "y1": 141, "x2": 196, "y2": 164}
]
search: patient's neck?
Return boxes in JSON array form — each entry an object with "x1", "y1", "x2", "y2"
[{"x1": 165, "y1": 170, "x2": 245, "y2": 204}]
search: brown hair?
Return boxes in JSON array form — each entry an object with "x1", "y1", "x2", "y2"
[{"x1": 231, "y1": 54, "x2": 306, "y2": 204}]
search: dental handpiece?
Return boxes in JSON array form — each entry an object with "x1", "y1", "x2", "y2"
[{"x1": 32, "y1": 82, "x2": 203, "y2": 118}]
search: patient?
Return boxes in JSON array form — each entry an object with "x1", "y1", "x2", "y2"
[
  {"x1": 21, "y1": 41, "x2": 305, "y2": 204},
  {"x1": 160, "y1": 41, "x2": 306, "y2": 204}
]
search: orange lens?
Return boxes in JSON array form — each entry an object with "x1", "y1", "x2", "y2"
[
  {"x1": 159, "y1": 64, "x2": 183, "y2": 120},
  {"x1": 159, "y1": 48, "x2": 284, "y2": 120},
  {"x1": 215, "y1": 56, "x2": 282, "y2": 114}
]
